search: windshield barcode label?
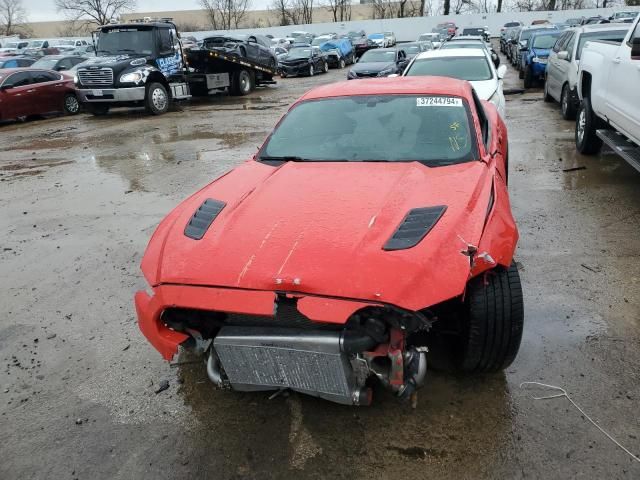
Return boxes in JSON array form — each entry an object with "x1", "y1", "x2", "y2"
[{"x1": 416, "y1": 97, "x2": 463, "y2": 107}]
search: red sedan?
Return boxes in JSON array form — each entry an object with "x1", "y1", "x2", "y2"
[
  {"x1": 135, "y1": 77, "x2": 522, "y2": 406},
  {"x1": 0, "y1": 68, "x2": 79, "y2": 121}
]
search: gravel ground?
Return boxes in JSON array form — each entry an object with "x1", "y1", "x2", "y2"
[{"x1": 1, "y1": 53, "x2": 639, "y2": 479}]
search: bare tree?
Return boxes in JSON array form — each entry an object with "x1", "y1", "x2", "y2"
[
  {"x1": 270, "y1": 0, "x2": 292, "y2": 25},
  {"x1": 200, "y1": 0, "x2": 251, "y2": 30},
  {"x1": 0, "y1": 0, "x2": 27, "y2": 36},
  {"x1": 55, "y1": 0, "x2": 136, "y2": 26},
  {"x1": 325, "y1": 0, "x2": 351, "y2": 22}
]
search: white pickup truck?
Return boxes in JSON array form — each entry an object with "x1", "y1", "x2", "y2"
[{"x1": 575, "y1": 14, "x2": 640, "y2": 172}]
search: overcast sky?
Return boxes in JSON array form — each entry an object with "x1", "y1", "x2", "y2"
[{"x1": 24, "y1": 0, "x2": 273, "y2": 22}]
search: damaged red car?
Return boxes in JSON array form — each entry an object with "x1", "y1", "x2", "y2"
[{"x1": 135, "y1": 77, "x2": 523, "y2": 406}]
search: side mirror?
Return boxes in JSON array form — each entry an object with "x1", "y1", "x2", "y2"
[
  {"x1": 497, "y1": 64, "x2": 507, "y2": 79},
  {"x1": 557, "y1": 50, "x2": 569, "y2": 61},
  {"x1": 632, "y1": 37, "x2": 640, "y2": 60}
]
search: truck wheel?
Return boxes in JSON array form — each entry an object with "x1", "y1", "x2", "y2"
[
  {"x1": 63, "y1": 94, "x2": 80, "y2": 115},
  {"x1": 145, "y1": 82, "x2": 169, "y2": 115},
  {"x1": 86, "y1": 103, "x2": 110, "y2": 116},
  {"x1": 339, "y1": 58, "x2": 345, "y2": 69},
  {"x1": 457, "y1": 263, "x2": 524, "y2": 373},
  {"x1": 575, "y1": 97, "x2": 603, "y2": 155},
  {"x1": 231, "y1": 69, "x2": 254, "y2": 96},
  {"x1": 561, "y1": 84, "x2": 577, "y2": 120}
]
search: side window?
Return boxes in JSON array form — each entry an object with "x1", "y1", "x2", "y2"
[
  {"x1": 4, "y1": 71, "x2": 31, "y2": 88},
  {"x1": 553, "y1": 32, "x2": 568, "y2": 53},
  {"x1": 4, "y1": 60, "x2": 18, "y2": 68},
  {"x1": 158, "y1": 28, "x2": 172, "y2": 53},
  {"x1": 32, "y1": 71, "x2": 59, "y2": 83},
  {"x1": 472, "y1": 89, "x2": 490, "y2": 149},
  {"x1": 630, "y1": 22, "x2": 640, "y2": 45},
  {"x1": 71, "y1": 58, "x2": 85, "y2": 66}
]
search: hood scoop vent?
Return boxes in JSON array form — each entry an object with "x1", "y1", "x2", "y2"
[
  {"x1": 184, "y1": 199, "x2": 226, "y2": 240},
  {"x1": 383, "y1": 206, "x2": 447, "y2": 251}
]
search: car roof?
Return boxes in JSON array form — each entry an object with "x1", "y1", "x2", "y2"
[
  {"x1": 576, "y1": 23, "x2": 632, "y2": 33},
  {"x1": 299, "y1": 77, "x2": 473, "y2": 102},
  {"x1": 451, "y1": 35, "x2": 485, "y2": 41},
  {"x1": 521, "y1": 25, "x2": 557, "y2": 31},
  {"x1": 414, "y1": 48, "x2": 486, "y2": 59}
]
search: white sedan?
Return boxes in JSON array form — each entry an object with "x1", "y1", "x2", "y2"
[{"x1": 401, "y1": 48, "x2": 507, "y2": 118}]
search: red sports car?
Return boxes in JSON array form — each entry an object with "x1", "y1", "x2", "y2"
[
  {"x1": 0, "y1": 68, "x2": 79, "y2": 121},
  {"x1": 135, "y1": 77, "x2": 523, "y2": 406}
]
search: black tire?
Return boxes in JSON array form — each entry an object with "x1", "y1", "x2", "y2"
[
  {"x1": 458, "y1": 263, "x2": 524, "y2": 373},
  {"x1": 518, "y1": 65, "x2": 524, "y2": 79},
  {"x1": 63, "y1": 93, "x2": 80, "y2": 115},
  {"x1": 561, "y1": 84, "x2": 577, "y2": 120},
  {"x1": 339, "y1": 58, "x2": 346, "y2": 69},
  {"x1": 575, "y1": 97, "x2": 603, "y2": 155},
  {"x1": 543, "y1": 78, "x2": 553, "y2": 102},
  {"x1": 308, "y1": 64, "x2": 314, "y2": 77},
  {"x1": 230, "y1": 69, "x2": 254, "y2": 96},
  {"x1": 523, "y1": 67, "x2": 533, "y2": 88},
  {"x1": 85, "y1": 103, "x2": 110, "y2": 116},
  {"x1": 323, "y1": 61, "x2": 329, "y2": 73},
  {"x1": 145, "y1": 82, "x2": 169, "y2": 115}
]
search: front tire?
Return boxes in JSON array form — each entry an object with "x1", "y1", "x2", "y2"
[
  {"x1": 575, "y1": 97, "x2": 603, "y2": 155},
  {"x1": 561, "y1": 84, "x2": 577, "y2": 120},
  {"x1": 323, "y1": 61, "x2": 329, "y2": 73},
  {"x1": 458, "y1": 263, "x2": 524, "y2": 373},
  {"x1": 230, "y1": 69, "x2": 254, "y2": 96},
  {"x1": 145, "y1": 82, "x2": 169, "y2": 115},
  {"x1": 308, "y1": 64, "x2": 314, "y2": 77},
  {"x1": 543, "y1": 78, "x2": 553, "y2": 102},
  {"x1": 339, "y1": 58, "x2": 345, "y2": 69},
  {"x1": 63, "y1": 93, "x2": 80, "y2": 115}
]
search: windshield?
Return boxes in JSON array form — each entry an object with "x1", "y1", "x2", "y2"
[
  {"x1": 97, "y1": 28, "x2": 154, "y2": 55},
  {"x1": 532, "y1": 34, "x2": 560, "y2": 49},
  {"x1": 53, "y1": 40, "x2": 75, "y2": 46},
  {"x1": 348, "y1": 31, "x2": 362, "y2": 38},
  {"x1": 577, "y1": 30, "x2": 628, "y2": 59},
  {"x1": 311, "y1": 37, "x2": 329, "y2": 46},
  {"x1": 403, "y1": 44, "x2": 422, "y2": 54},
  {"x1": 28, "y1": 41, "x2": 44, "y2": 48},
  {"x1": 405, "y1": 57, "x2": 492, "y2": 81},
  {"x1": 5, "y1": 42, "x2": 19, "y2": 48},
  {"x1": 419, "y1": 34, "x2": 436, "y2": 41},
  {"x1": 359, "y1": 49, "x2": 396, "y2": 62},
  {"x1": 463, "y1": 28, "x2": 484, "y2": 35},
  {"x1": 260, "y1": 95, "x2": 475, "y2": 165},
  {"x1": 505, "y1": 22, "x2": 520, "y2": 27},
  {"x1": 31, "y1": 58, "x2": 59, "y2": 69},
  {"x1": 287, "y1": 47, "x2": 311, "y2": 59},
  {"x1": 369, "y1": 34, "x2": 384, "y2": 39}
]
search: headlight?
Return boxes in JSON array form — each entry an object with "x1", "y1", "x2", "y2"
[
  {"x1": 120, "y1": 71, "x2": 143, "y2": 83},
  {"x1": 377, "y1": 68, "x2": 395, "y2": 77},
  {"x1": 73, "y1": 75, "x2": 78, "y2": 85}
]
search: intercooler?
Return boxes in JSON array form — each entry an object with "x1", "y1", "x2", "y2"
[{"x1": 212, "y1": 326, "x2": 368, "y2": 405}]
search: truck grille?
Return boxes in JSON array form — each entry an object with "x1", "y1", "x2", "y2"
[{"x1": 78, "y1": 68, "x2": 114, "y2": 87}]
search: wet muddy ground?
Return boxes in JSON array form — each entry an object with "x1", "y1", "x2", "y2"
[{"x1": 1, "y1": 54, "x2": 639, "y2": 479}]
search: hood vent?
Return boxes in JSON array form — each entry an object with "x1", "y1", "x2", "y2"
[
  {"x1": 383, "y1": 206, "x2": 447, "y2": 251},
  {"x1": 184, "y1": 199, "x2": 226, "y2": 240}
]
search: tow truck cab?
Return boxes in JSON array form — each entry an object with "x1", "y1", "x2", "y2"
[{"x1": 76, "y1": 21, "x2": 190, "y2": 115}]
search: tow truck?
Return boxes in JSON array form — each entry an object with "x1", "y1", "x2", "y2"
[{"x1": 75, "y1": 19, "x2": 276, "y2": 115}]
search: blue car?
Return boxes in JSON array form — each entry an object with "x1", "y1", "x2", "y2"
[
  {"x1": 319, "y1": 38, "x2": 355, "y2": 68},
  {"x1": 521, "y1": 30, "x2": 562, "y2": 88}
]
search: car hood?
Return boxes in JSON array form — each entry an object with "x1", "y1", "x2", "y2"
[
  {"x1": 469, "y1": 79, "x2": 497, "y2": 100},
  {"x1": 143, "y1": 160, "x2": 496, "y2": 311},
  {"x1": 351, "y1": 61, "x2": 394, "y2": 73}
]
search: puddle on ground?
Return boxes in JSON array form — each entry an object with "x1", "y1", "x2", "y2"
[{"x1": 0, "y1": 159, "x2": 74, "y2": 181}]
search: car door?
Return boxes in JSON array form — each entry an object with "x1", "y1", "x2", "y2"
[
  {"x1": 0, "y1": 71, "x2": 34, "y2": 119},
  {"x1": 548, "y1": 32, "x2": 571, "y2": 99},
  {"x1": 605, "y1": 22, "x2": 640, "y2": 137},
  {"x1": 30, "y1": 70, "x2": 64, "y2": 112},
  {"x1": 245, "y1": 36, "x2": 261, "y2": 62}
]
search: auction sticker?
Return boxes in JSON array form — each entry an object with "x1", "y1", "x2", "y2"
[{"x1": 416, "y1": 97, "x2": 462, "y2": 107}]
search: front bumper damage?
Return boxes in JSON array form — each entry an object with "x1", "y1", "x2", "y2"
[{"x1": 135, "y1": 285, "x2": 430, "y2": 405}]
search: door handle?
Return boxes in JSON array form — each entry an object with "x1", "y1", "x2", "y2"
[{"x1": 612, "y1": 58, "x2": 621, "y2": 64}]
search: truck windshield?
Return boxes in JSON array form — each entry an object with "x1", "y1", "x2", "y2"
[
  {"x1": 97, "y1": 28, "x2": 154, "y2": 55},
  {"x1": 260, "y1": 95, "x2": 476, "y2": 166}
]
